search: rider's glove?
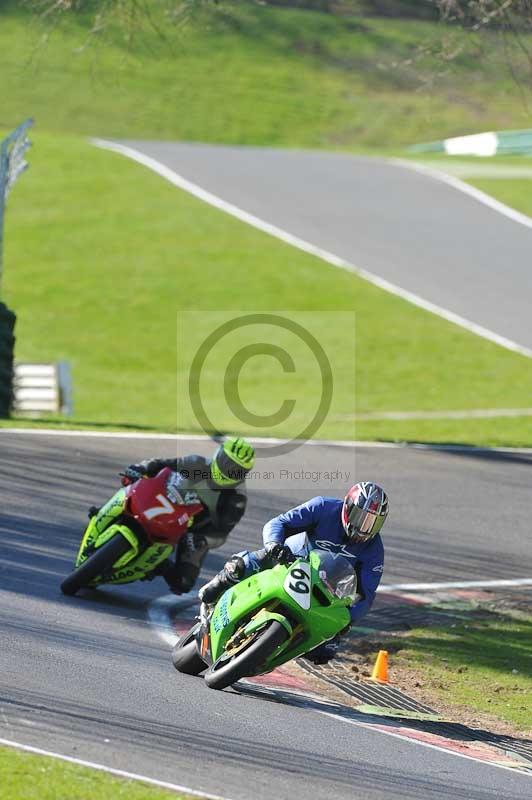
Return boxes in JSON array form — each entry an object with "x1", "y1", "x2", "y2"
[
  {"x1": 264, "y1": 542, "x2": 295, "y2": 566},
  {"x1": 120, "y1": 466, "x2": 144, "y2": 486},
  {"x1": 304, "y1": 636, "x2": 340, "y2": 666}
]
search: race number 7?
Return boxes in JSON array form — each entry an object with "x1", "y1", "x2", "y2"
[{"x1": 145, "y1": 493, "x2": 175, "y2": 520}]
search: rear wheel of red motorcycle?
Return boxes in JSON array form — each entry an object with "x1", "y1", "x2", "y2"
[
  {"x1": 60, "y1": 534, "x2": 131, "y2": 596},
  {"x1": 172, "y1": 624, "x2": 206, "y2": 675},
  {"x1": 204, "y1": 620, "x2": 289, "y2": 691}
]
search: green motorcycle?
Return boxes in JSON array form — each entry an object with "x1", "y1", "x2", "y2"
[
  {"x1": 172, "y1": 549, "x2": 357, "y2": 690},
  {"x1": 60, "y1": 467, "x2": 204, "y2": 596}
]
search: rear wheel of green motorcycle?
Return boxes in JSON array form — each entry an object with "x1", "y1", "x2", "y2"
[
  {"x1": 60, "y1": 534, "x2": 131, "y2": 596},
  {"x1": 204, "y1": 620, "x2": 289, "y2": 691},
  {"x1": 172, "y1": 624, "x2": 206, "y2": 676}
]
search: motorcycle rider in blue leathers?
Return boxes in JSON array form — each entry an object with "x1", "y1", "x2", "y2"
[{"x1": 199, "y1": 482, "x2": 389, "y2": 665}]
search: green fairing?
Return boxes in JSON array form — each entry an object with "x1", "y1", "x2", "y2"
[
  {"x1": 209, "y1": 550, "x2": 351, "y2": 675},
  {"x1": 104, "y1": 540, "x2": 173, "y2": 585},
  {"x1": 75, "y1": 488, "x2": 172, "y2": 585},
  {"x1": 76, "y1": 488, "x2": 128, "y2": 563}
]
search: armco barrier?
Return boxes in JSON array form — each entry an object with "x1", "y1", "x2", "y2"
[
  {"x1": 409, "y1": 128, "x2": 532, "y2": 157},
  {"x1": 0, "y1": 302, "x2": 16, "y2": 417}
]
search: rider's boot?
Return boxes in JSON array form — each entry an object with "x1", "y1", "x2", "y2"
[
  {"x1": 88, "y1": 506, "x2": 100, "y2": 518},
  {"x1": 198, "y1": 556, "x2": 246, "y2": 604}
]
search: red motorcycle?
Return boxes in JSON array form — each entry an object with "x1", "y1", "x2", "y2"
[{"x1": 61, "y1": 468, "x2": 204, "y2": 596}]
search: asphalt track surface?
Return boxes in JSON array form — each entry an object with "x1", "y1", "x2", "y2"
[
  {"x1": 1, "y1": 431, "x2": 532, "y2": 799},
  {"x1": 119, "y1": 141, "x2": 532, "y2": 352}
]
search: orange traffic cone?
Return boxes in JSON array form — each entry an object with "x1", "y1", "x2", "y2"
[{"x1": 371, "y1": 650, "x2": 389, "y2": 683}]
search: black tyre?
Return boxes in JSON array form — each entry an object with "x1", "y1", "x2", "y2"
[
  {"x1": 204, "y1": 620, "x2": 289, "y2": 691},
  {"x1": 61, "y1": 534, "x2": 131, "y2": 596},
  {"x1": 172, "y1": 624, "x2": 206, "y2": 676}
]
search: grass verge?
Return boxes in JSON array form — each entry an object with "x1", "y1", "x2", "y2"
[
  {"x1": 2, "y1": 1, "x2": 532, "y2": 149},
  {"x1": 468, "y1": 178, "x2": 532, "y2": 218},
  {"x1": 401, "y1": 153, "x2": 532, "y2": 220},
  {"x1": 4, "y1": 132, "x2": 532, "y2": 446},
  {"x1": 344, "y1": 605, "x2": 532, "y2": 736},
  {"x1": 393, "y1": 612, "x2": 532, "y2": 734},
  {"x1": 0, "y1": 745, "x2": 202, "y2": 800}
]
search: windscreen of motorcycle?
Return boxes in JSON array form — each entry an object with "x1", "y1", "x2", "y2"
[{"x1": 315, "y1": 550, "x2": 357, "y2": 602}]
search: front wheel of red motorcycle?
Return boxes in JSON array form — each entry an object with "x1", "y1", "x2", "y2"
[
  {"x1": 60, "y1": 534, "x2": 131, "y2": 596},
  {"x1": 204, "y1": 620, "x2": 289, "y2": 691}
]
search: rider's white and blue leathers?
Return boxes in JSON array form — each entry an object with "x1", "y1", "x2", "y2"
[{"x1": 241, "y1": 495, "x2": 384, "y2": 625}]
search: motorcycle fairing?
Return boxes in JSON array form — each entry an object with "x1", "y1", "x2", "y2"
[
  {"x1": 208, "y1": 551, "x2": 350, "y2": 675},
  {"x1": 75, "y1": 488, "x2": 131, "y2": 566},
  {"x1": 127, "y1": 468, "x2": 204, "y2": 545},
  {"x1": 103, "y1": 541, "x2": 173, "y2": 585},
  {"x1": 75, "y1": 487, "x2": 173, "y2": 585}
]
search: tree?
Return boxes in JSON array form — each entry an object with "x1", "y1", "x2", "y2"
[
  {"x1": 435, "y1": 1, "x2": 532, "y2": 93},
  {"x1": 22, "y1": 0, "x2": 532, "y2": 88},
  {"x1": 23, "y1": 0, "x2": 217, "y2": 47}
]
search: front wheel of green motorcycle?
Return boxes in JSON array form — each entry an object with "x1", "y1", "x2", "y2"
[
  {"x1": 204, "y1": 620, "x2": 289, "y2": 691},
  {"x1": 60, "y1": 534, "x2": 131, "y2": 596},
  {"x1": 172, "y1": 625, "x2": 206, "y2": 676}
]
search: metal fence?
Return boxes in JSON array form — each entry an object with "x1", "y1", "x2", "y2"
[
  {"x1": 0, "y1": 119, "x2": 33, "y2": 416},
  {"x1": 0, "y1": 118, "x2": 33, "y2": 295},
  {"x1": 409, "y1": 128, "x2": 532, "y2": 157}
]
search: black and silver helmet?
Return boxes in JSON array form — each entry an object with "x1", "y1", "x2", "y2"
[{"x1": 342, "y1": 482, "x2": 389, "y2": 543}]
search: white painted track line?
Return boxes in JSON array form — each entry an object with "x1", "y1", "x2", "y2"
[
  {"x1": 0, "y1": 738, "x2": 233, "y2": 800},
  {"x1": 379, "y1": 578, "x2": 532, "y2": 592},
  {"x1": 354, "y1": 408, "x2": 532, "y2": 421},
  {"x1": 392, "y1": 158, "x2": 532, "y2": 231},
  {"x1": 148, "y1": 594, "x2": 532, "y2": 779},
  {"x1": 148, "y1": 592, "x2": 197, "y2": 647},
  {"x1": 91, "y1": 138, "x2": 532, "y2": 360},
  {"x1": 4, "y1": 427, "x2": 532, "y2": 456},
  {"x1": 317, "y1": 713, "x2": 532, "y2": 777}
]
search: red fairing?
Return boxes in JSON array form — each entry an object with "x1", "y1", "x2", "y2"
[{"x1": 125, "y1": 467, "x2": 204, "y2": 545}]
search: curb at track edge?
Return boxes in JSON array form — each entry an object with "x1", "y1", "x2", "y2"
[{"x1": 148, "y1": 594, "x2": 532, "y2": 779}]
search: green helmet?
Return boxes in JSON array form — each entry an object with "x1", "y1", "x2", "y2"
[{"x1": 210, "y1": 437, "x2": 255, "y2": 488}]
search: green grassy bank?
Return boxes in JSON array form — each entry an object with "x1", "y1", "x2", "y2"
[
  {"x1": 3, "y1": 133, "x2": 532, "y2": 446},
  {"x1": 396, "y1": 612, "x2": 532, "y2": 733},
  {"x1": 343, "y1": 604, "x2": 532, "y2": 735},
  {"x1": 0, "y1": 745, "x2": 202, "y2": 800},
  {"x1": 2, "y1": 1, "x2": 532, "y2": 445},
  {"x1": 1, "y1": 1, "x2": 532, "y2": 149}
]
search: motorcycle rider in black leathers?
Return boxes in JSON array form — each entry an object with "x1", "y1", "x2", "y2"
[{"x1": 118, "y1": 437, "x2": 255, "y2": 594}]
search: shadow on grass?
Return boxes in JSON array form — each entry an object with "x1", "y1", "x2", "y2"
[
  {"x1": 1, "y1": 416, "x2": 168, "y2": 432},
  {"x1": 403, "y1": 611, "x2": 532, "y2": 676}
]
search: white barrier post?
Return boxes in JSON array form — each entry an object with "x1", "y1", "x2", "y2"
[{"x1": 13, "y1": 362, "x2": 73, "y2": 416}]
